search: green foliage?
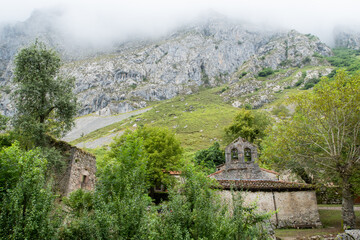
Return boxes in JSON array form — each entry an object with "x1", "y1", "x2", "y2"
[
  {"x1": 110, "y1": 126, "x2": 183, "y2": 186},
  {"x1": 225, "y1": 108, "x2": 272, "y2": 144},
  {"x1": 239, "y1": 71, "x2": 247, "y2": 79},
  {"x1": 0, "y1": 142, "x2": 59, "y2": 239},
  {"x1": 258, "y1": 68, "x2": 274, "y2": 77},
  {"x1": 63, "y1": 189, "x2": 94, "y2": 217},
  {"x1": 294, "y1": 79, "x2": 303, "y2": 87},
  {"x1": 261, "y1": 70, "x2": 360, "y2": 228},
  {"x1": 194, "y1": 142, "x2": 225, "y2": 172},
  {"x1": 244, "y1": 103, "x2": 253, "y2": 110},
  {"x1": 271, "y1": 104, "x2": 290, "y2": 118},
  {"x1": 58, "y1": 212, "x2": 98, "y2": 240},
  {"x1": 60, "y1": 135, "x2": 152, "y2": 239},
  {"x1": 0, "y1": 114, "x2": 8, "y2": 131},
  {"x1": 156, "y1": 166, "x2": 271, "y2": 240},
  {"x1": 12, "y1": 41, "x2": 77, "y2": 147},
  {"x1": 301, "y1": 78, "x2": 320, "y2": 90},
  {"x1": 327, "y1": 48, "x2": 360, "y2": 74},
  {"x1": 0, "y1": 131, "x2": 15, "y2": 150},
  {"x1": 293, "y1": 71, "x2": 307, "y2": 87}
]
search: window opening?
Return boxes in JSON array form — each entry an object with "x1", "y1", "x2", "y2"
[
  {"x1": 81, "y1": 175, "x2": 88, "y2": 189},
  {"x1": 231, "y1": 148, "x2": 238, "y2": 160},
  {"x1": 244, "y1": 148, "x2": 252, "y2": 162}
]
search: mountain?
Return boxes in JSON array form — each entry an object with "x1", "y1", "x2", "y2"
[
  {"x1": 334, "y1": 29, "x2": 360, "y2": 50},
  {"x1": 0, "y1": 11, "x2": 334, "y2": 117}
]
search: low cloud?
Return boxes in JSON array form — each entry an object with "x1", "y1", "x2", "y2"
[{"x1": 1, "y1": 0, "x2": 360, "y2": 46}]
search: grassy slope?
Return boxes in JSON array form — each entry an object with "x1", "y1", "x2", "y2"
[{"x1": 74, "y1": 86, "x2": 239, "y2": 153}]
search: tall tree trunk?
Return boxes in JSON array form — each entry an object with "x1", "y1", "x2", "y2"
[{"x1": 341, "y1": 176, "x2": 356, "y2": 229}]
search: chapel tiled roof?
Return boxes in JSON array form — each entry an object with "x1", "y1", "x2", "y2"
[{"x1": 216, "y1": 179, "x2": 314, "y2": 191}]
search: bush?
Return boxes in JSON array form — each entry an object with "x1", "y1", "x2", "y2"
[
  {"x1": 63, "y1": 189, "x2": 94, "y2": 217},
  {"x1": 194, "y1": 142, "x2": 225, "y2": 172},
  {"x1": 302, "y1": 78, "x2": 320, "y2": 90},
  {"x1": 239, "y1": 72, "x2": 247, "y2": 79},
  {"x1": 258, "y1": 68, "x2": 274, "y2": 77}
]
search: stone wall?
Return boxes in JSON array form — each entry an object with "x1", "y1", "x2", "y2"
[
  {"x1": 64, "y1": 148, "x2": 96, "y2": 196},
  {"x1": 219, "y1": 190, "x2": 322, "y2": 228},
  {"x1": 53, "y1": 139, "x2": 97, "y2": 196}
]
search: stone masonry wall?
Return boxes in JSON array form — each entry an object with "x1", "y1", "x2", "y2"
[
  {"x1": 219, "y1": 190, "x2": 322, "y2": 228},
  {"x1": 64, "y1": 148, "x2": 96, "y2": 196}
]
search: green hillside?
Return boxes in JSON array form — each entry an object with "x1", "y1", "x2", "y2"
[{"x1": 70, "y1": 61, "x2": 344, "y2": 163}]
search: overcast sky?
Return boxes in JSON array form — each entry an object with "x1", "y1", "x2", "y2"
[{"x1": 1, "y1": 0, "x2": 360, "y2": 46}]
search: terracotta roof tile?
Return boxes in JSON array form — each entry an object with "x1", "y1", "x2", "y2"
[
  {"x1": 215, "y1": 179, "x2": 314, "y2": 191},
  {"x1": 208, "y1": 169, "x2": 224, "y2": 177}
]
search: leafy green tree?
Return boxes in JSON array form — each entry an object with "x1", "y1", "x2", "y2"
[
  {"x1": 225, "y1": 108, "x2": 272, "y2": 144},
  {"x1": 156, "y1": 166, "x2": 271, "y2": 239},
  {"x1": 0, "y1": 142, "x2": 58, "y2": 239},
  {"x1": 60, "y1": 135, "x2": 152, "y2": 239},
  {"x1": 110, "y1": 126, "x2": 183, "y2": 187},
  {"x1": 12, "y1": 41, "x2": 77, "y2": 147},
  {"x1": 261, "y1": 70, "x2": 360, "y2": 229},
  {"x1": 194, "y1": 142, "x2": 225, "y2": 173}
]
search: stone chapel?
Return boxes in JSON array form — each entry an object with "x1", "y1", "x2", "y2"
[{"x1": 209, "y1": 137, "x2": 322, "y2": 228}]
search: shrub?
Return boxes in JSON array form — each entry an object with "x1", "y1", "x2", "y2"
[
  {"x1": 194, "y1": 142, "x2": 225, "y2": 173},
  {"x1": 302, "y1": 78, "x2": 320, "y2": 90},
  {"x1": 239, "y1": 72, "x2": 247, "y2": 79},
  {"x1": 258, "y1": 68, "x2": 274, "y2": 77}
]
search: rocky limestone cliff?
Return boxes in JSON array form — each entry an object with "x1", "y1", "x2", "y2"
[
  {"x1": 335, "y1": 30, "x2": 360, "y2": 50},
  {"x1": 0, "y1": 12, "x2": 333, "y2": 116}
]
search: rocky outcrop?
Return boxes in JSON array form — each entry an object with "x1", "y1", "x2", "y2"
[
  {"x1": 335, "y1": 30, "x2": 360, "y2": 50},
  {"x1": 0, "y1": 12, "x2": 333, "y2": 116}
]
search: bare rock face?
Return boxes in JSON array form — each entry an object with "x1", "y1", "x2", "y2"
[
  {"x1": 335, "y1": 30, "x2": 360, "y2": 50},
  {"x1": 0, "y1": 12, "x2": 333, "y2": 116}
]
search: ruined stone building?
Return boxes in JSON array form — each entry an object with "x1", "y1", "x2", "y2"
[
  {"x1": 209, "y1": 137, "x2": 321, "y2": 228},
  {"x1": 51, "y1": 139, "x2": 96, "y2": 196}
]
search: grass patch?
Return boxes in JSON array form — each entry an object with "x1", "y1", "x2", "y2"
[
  {"x1": 319, "y1": 209, "x2": 360, "y2": 228},
  {"x1": 134, "y1": 86, "x2": 239, "y2": 153},
  {"x1": 275, "y1": 208, "x2": 360, "y2": 239}
]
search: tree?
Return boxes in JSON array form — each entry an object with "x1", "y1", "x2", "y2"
[
  {"x1": 0, "y1": 142, "x2": 58, "y2": 239},
  {"x1": 59, "y1": 136, "x2": 152, "y2": 239},
  {"x1": 225, "y1": 108, "x2": 272, "y2": 145},
  {"x1": 194, "y1": 142, "x2": 225, "y2": 173},
  {"x1": 110, "y1": 126, "x2": 183, "y2": 187},
  {"x1": 12, "y1": 41, "x2": 77, "y2": 147},
  {"x1": 261, "y1": 70, "x2": 360, "y2": 229}
]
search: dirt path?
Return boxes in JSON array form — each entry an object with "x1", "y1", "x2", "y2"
[
  {"x1": 62, "y1": 108, "x2": 151, "y2": 143},
  {"x1": 75, "y1": 131, "x2": 125, "y2": 149}
]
